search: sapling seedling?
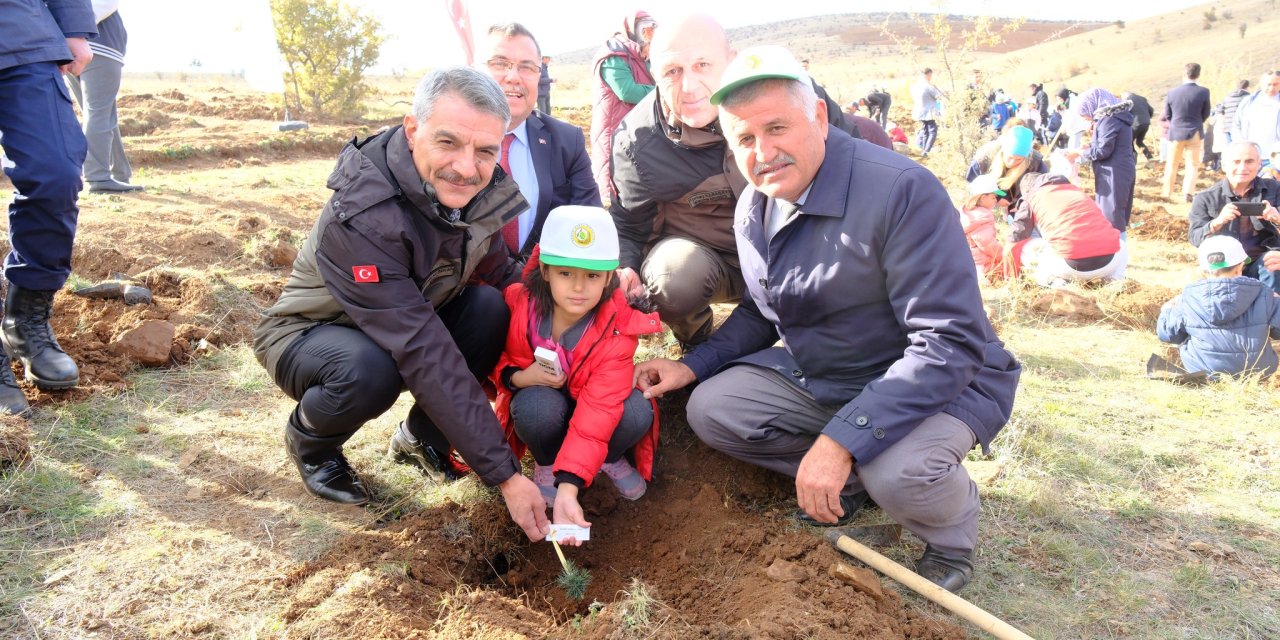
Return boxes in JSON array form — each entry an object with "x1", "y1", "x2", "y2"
[{"x1": 550, "y1": 538, "x2": 592, "y2": 600}]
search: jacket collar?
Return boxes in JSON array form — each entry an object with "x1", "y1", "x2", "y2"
[
  {"x1": 793, "y1": 128, "x2": 856, "y2": 219},
  {"x1": 387, "y1": 129, "x2": 448, "y2": 219}
]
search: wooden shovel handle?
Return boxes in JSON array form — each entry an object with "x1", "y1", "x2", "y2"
[{"x1": 827, "y1": 532, "x2": 1035, "y2": 640}]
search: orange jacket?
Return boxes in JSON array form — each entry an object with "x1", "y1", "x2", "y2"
[{"x1": 491, "y1": 258, "x2": 663, "y2": 486}]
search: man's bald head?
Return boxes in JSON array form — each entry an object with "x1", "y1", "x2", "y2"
[
  {"x1": 649, "y1": 12, "x2": 735, "y2": 129},
  {"x1": 650, "y1": 12, "x2": 729, "y2": 55}
]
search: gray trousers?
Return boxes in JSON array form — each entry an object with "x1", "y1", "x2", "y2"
[
  {"x1": 642, "y1": 237, "x2": 744, "y2": 346},
  {"x1": 687, "y1": 364, "x2": 981, "y2": 553},
  {"x1": 67, "y1": 56, "x2": 130, "y2": 184}
]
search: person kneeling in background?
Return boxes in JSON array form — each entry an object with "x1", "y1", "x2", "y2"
[
  {"x1": 1157, "y1": 235, "x2": 1280, "y2": 379},
  {"x1": 1005, "y1": 172, "x2": 1128, "y2": 287}
]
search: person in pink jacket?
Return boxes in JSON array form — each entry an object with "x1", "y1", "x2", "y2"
[{"x1": 959, "y1": 175, "x2": 1008, "y2": 281}]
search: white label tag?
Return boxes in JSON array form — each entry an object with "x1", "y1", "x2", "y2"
[{"x1": 546, "y1": 524, "x2": 591, "y2": 542}]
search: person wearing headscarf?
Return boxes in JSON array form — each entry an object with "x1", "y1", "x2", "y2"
[
  {"x1": 589, "y1": 11, "x2": 657, "y2": 201},
  {"x1": 965, "y1": 125, "x2": 1047, "y2": 206},
  {"x1": 1066, "y1": 88, "x2": 1136, "y2": 234}
]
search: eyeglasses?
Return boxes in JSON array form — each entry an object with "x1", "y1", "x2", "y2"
[{"x1": 485, "y1": 57, "x2": 540, "y2": 78}]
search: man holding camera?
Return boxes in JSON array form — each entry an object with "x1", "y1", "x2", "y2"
[{"x1": 1188, "y1": 141, "x2": 1280, "y2": 293}]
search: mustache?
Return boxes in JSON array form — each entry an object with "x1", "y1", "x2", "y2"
[
  {"x1": 436, "y1": 169, "x2": 482, "y2": 186},
  {"x1": 753, "y1": 153, "x2": 796, "y2": 176}
]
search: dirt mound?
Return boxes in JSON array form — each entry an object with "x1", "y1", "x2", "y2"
[
  {"x1": 0, "y1": 415, "x2": 31, "y2": 469},
  {"x1": 280, "y1": 426, "x2": 963, "y2": 639},
  {"x1": 118, "y1": 91, "x2": 280, "y2": 121},
  {"x1": 1129, "y1": 204, "x2": 1188, "y2": 243},
  {"x1": 43, "y1": 269, "x2": 260, "y2": 400},
  {"x1": 1002, "y1": 277, "x2": 1177, "y2": 331},
  {"x1": 1097, "y1": 279, "x2": 1178, "y2": 330}
]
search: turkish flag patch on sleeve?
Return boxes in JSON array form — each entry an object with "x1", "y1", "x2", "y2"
[{"x1": 352, "y1": 265, "x2": 380, "y2": 283}]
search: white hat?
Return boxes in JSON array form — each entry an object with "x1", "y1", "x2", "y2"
[
  {"x1": 538, "y1": 205, "x2": 619, "y2": 271},
  {"x1": 968, "y1": 174, "x2": 1008, "y2": 197},
  {"x1": 1197, "y1": 235, "x2": 1249, "y2": 271},
  {"x1": 711, "y1": 45, "x2": 810, "y2": 106}
]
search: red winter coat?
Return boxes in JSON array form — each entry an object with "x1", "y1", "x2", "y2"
[{"x1": 491, "y1": 257, "x2": 663, "y2": 487}]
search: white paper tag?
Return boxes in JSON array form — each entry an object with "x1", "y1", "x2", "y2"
[{"x1": 546, "y1": 524, "x2": 591, "y2": 542}]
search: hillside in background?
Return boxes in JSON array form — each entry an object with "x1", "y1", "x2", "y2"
[
  {"x1": 974, "y1": 0, "x2": 1280, "y2": 103},
  {"x1": 547, "y1": 0, "x2": 1276, "y2": 113}
]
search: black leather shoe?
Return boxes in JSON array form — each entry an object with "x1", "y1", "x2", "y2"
[
  {"x1": 290, "y1": 452, "x2": 369, "y2": 505},
  {"x1": 387, "y1": 422, "x2": 468, "y2": 483},
  {"x1": 1, "y1": 285, "x2": 78, "y2": 390},
  {"x1": 794, "y1": 491, "x2": 871, "y2": 527},
  {"x1": 0, "y1": 352, "x2": 29, "y2": 417},
  {"x1": 915, "y1": 544, "x2": 974, "y2": 593}
]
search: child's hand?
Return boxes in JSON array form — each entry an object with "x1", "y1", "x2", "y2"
[
  {"x1": 552, "y1": 484, "x2": 591, "y2": 546},
  {"x1": 511, "y1": 365, "x2": 567, "y2": 389}
]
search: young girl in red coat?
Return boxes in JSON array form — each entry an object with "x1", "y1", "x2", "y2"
[
  {"x1": 491, "y1": 205, "x2": 662, "y2": 539},
  {"x1": 959, "y1": 174, "x2": 1008, "y2": 282}
]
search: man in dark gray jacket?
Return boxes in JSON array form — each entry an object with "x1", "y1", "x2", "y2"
[
  {"x1": 0, "y1": 0, "x2": 96, "y2": 415},
  {"x1": 253, "y1": 68, "x2": 549, "y2": 542},
  {"x1": 1188, "y1": 141, "x2": 1280, "y2": 294},
  {"x1": 636, "y1": 46, "x2": 1020, "y2": 594}
]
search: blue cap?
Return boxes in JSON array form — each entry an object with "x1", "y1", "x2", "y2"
[{"x1": 1002, "y1": 126, "x2": 1034, "y2": 158}]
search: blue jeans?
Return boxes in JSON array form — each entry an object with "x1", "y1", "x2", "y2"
[
  {"x1": 916, "y1": 120, "x2": 939, "y2": 154},
  {"x1": 0, "y1": 62, "x2": 85, "y2": 290}
]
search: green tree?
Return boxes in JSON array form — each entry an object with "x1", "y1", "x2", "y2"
[
  {"x1": 881, "y1": 11, "x2": 1025, "y2": 168},
  {"x1": 271, "y1": 0, "x2": 384, "y2": 120}
]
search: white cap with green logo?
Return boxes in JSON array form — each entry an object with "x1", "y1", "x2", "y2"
[
  {"x1": 1197, "y1": 235, "x2": 1249, "y2": 271},
  {"x1": 537, "y1": 205, "x2": 620, "y2": 271},
  {"x1": 710, "y1": 45, "x2": 810, "y2": 106}
]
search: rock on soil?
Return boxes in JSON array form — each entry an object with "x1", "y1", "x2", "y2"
[
  {"x1": 831, "y1": 562, "x2": 885, "y2": 599},
  {"x1": 111, "y1": 320, "x2": 176, "y2": 366}
]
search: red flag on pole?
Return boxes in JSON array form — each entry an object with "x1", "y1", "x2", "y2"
[{"x1": 445, "y1": 0, "x2": 475, "y2": 65}]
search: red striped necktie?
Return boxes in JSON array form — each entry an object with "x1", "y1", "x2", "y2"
[{"x1": 499, "y1": 133, "x2": 520, "y2": 254}]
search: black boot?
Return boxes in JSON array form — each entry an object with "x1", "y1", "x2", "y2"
[
  {"x1": 1, "y1": 285, "x2": 78, "y2": 390},
  {"x1": 0, "y1": 351, "x2": 30, "y2": 416}
]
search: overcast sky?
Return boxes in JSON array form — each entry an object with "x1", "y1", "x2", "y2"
[{"x1": 120, "y1": 0, "x2": 1210, "y2": 79}]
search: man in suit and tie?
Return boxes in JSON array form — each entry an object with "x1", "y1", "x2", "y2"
[
  {"x1": 480, "y1": 24, "x2": 600, "y2": 258},
  {"x1": 1163, "y1": 62, "x2": 1212, "y2": 202}
]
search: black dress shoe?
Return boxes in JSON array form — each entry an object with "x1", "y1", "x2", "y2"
[
  {"x1": 915, "y1": 544, "x2": 974, "y2": 593},
  {"x1": 290, "y1": 452, "x2": 369, "y2": 505},
  {"x1": 387, "y1": 422, "x2": 469, "y2": 483},
  {"x1": 794, "y1": 491, "x2": 871, "y2": 527}
]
